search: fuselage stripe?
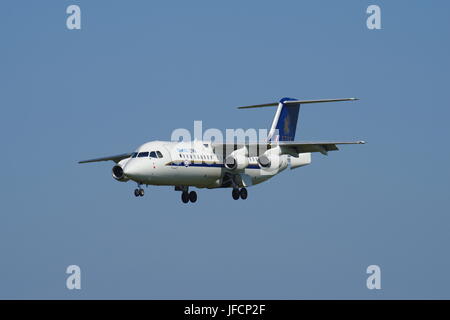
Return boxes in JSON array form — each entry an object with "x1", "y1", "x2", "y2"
[{"x1": 165, "y1": 162, "x2": 260, "y2": 169}]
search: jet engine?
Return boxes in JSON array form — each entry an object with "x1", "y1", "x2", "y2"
[
  {"x1": 224, "y1": 148, "x2": 249, "y2": 171},
  {"x1": 112, "y1": 163, "x2": 129, "y2": 182},
  {"x1": 257, "y1": 147, "x2": 284, "y2": 171},
  {"x1": 257, "y1": 154, "x2": 280, "y2": 169}
]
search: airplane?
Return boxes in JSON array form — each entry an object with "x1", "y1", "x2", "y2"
[{"x1": 79, "y1": 97, "x2": 365, "y2": 203}]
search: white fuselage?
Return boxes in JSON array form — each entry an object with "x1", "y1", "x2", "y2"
[
  {"x1": 79, "y1": 96, "x2": 361, "y2": 201},
  {"x1": 116, "y1": 140, "x2": 290, "y2": 189}
]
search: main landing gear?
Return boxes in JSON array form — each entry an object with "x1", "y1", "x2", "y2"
[
  {"x1": 134, "y1": 184, "x2": 145, "y2": 197},
  {"x1": 232, "y1": 187, "x2": 248, "y2": 200},
  {"x1": 182, "y1": 190, "x2": 197, "y2": 203},
  {"x1": 175, "y1": 186, "x2": 197, "y2": 204}
]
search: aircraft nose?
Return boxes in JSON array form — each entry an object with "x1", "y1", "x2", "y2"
[{"x1": 123, "y1": 161, "x2": 140, "y2": 179}]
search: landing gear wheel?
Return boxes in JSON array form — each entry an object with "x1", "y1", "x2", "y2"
[
  {"x1": 181, "y1": 191, "x2": 190, "y2": 203},
  {"x1": 232, "y1": 188, "x2": 240, "y2": 200},
  {"x1": 239, "y1": 187, "x2": 248, "y2": 200},
  {"x1": 189, "y1": 191, "x2": 197, "y2": 203},
  {"x1": 134, "y1": 189, "x2": 140, "y2": 197},
  {"x1": 139, "y1": 189, "x2": 145, "y2": 197}
]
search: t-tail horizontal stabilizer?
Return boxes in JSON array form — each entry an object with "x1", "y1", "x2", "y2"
[{"x1": 237, "y1": 98, "x2": 359, "y2": 109}]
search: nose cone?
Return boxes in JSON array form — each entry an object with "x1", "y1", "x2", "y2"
[{"x1": 123, "y1": 160, "x2": 142, "y2": 180}]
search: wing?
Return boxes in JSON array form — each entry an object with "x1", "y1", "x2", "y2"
[
  {"x1": 277, "y1": 140, "x2": 366, "y2": 155},
  {"x1": 212, "y1": 141, "x2": 365, "y2": 157},
  {"x1": 78, "y1": 153, "x2": 132, "y2": 164}
]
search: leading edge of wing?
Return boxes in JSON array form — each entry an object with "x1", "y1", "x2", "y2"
[
  {"x1": 278, "y1": 140, "x2": 366, "y2": 155},
  {"x1": 212, "y1": 140, "x2": 366, "y2": 148},
  {"x1": 78, "y1": 153, "x2": 132, "y2": 164},
  {"x1": 212, "y1": 140, "x2": 365, "y2": 156}
]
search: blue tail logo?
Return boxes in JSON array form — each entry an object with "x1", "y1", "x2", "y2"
[{"x1": 270, "y1": 97, "x2": 300, "y2": 142}]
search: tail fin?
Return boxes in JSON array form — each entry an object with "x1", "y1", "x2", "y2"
[
  {"x1": 268, "y1": 97, "x2": 300, "y2": 142},
  {"x1": 237, "y1": 97, "x2": 359, "y2": 143}
]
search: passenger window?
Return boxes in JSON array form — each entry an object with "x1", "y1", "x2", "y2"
[
  {"x1": 156, "y1": 151, "x2": 163, "y2": 158},
  {"x1": 149, "y1": 151, "x2": 157, "y2": 158},
  {"x1": 138, "y1": 152, "x2": 149, "y2": 157}
]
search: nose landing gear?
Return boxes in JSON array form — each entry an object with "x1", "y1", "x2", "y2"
[{"x1": 134, "y1": 184, "x2": 145, "y2": 197}]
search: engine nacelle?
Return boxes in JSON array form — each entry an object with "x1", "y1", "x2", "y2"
[
  {"x1": 257, "y1": 146, "x2": 287, "y2": 171},
  {"x1": 112, "y1": 164, "x2": 129, "y2": 182},
  {"x1": 224, "y1": 154, "x2": 249, "y2": 170},
  {"x1": 224, "y1": 147, "x2": 249, "y2": 171},
  {"x1": 257, "y1": 154, "x2": 280, "y2": 170}
]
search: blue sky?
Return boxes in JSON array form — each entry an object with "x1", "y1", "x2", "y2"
[{"x1": 1, "y1": 0, "x2": 449, "y2": 299}]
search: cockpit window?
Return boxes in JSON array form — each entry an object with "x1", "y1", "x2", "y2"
[
  {"x1": 149, "y1": 151, "x2": 157, "y2": 158},
  {"x1": 156, "y1": 151, "x2": 163, "y2": 158},
  {"x1": 138, "y1": 152, "x2": 149, "y2": 157},
  {"x1": 131, "y1": 152, "x2": 138, "y2": 158}
]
